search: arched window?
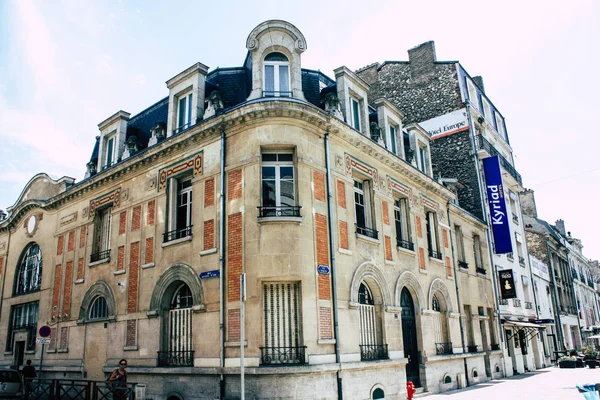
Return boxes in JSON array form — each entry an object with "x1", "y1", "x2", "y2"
[
  {"x1": 14, "y1": 243, "x2": 42, "y2": 295},
  {"x1": 372, "y1": 388, "x2": 385, "y2": 399},
  {"x1": 89, "y1": 296, "x2": 108, "y2": 320},
  {"x1": 160, "y1": 282, "x2": 194, "y2": 367},
  {"x1": 264, "y1": 52, "x2": 290, "y2": 97},
  {"x1": 358, "y1": 282, "x2": 386, "y2": 360},
  {"x1": 432, "y1": 293, "x2": 451, "y2": 354},
  {"x1": 170, "y1": 283, "x2": 193, "y2": 310}
]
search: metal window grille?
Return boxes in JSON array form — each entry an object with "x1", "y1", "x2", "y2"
[
  {"x1": 89, "y1": 297, "x2": 108, "y2": 320},
  {"x1": 15, "y1": 244, "x2": 42, "y2": 295},
  {"x1": 93, "y1": 207, "x2": 112, "y2": 256},
  {"x1": 7, "y1": 302, "x2": 38, "y2": 351}
]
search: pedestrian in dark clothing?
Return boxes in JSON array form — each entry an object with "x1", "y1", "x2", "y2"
[
  {"x1": 22, "y1": 360, "x2": 36, "y2": 396},
  {"x1": 107, "y1": 359, "x2": 128, "y2": 400}
]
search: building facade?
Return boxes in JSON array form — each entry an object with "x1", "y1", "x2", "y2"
[
  {"x1": 529, "y1": 254, "x2": 555, "y2": 367},
  {"x1": 356, "y1": 41, "x2": 544, "y2": 375},
  {"x1": 0, "y1": 21, "x2": 501, "y2": 400}
]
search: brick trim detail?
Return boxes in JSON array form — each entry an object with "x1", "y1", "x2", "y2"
[
  {"x1": 228, "y1": 169, "x2": 242, "y2": 200},
  {"x1": 443, "y1": 230, "x2": 449, "y2": 248},
  {"x1": 117, "y1": 246, "x2": 125, "y2": 270},
  {"x1": 337, "y1": 180, "x2": 346, "y2": 209},
  {"x1": 158, "y1": 152, "x2": 203, "y2": 191},
  {"x1": 57, "y1": 235, "x2": 64, "y2": 256},
  {"x1": 315, "y1": 214, "x2": 331, "y2": 300},
  {"x1": 227, "y1": 213, "x2": 242, "y2": 301},
  {"x1": 62, "y1": 260, "x2": 73, "y2": 318},
  {"x1": 382, "y1": 201, "x2": 389, "y2": 225},
  {"x1": 204, "y1": 219, "x2": 215, "y2": 250},
  {"x1": 127, "y1": 242, "x2": 140, "y2": 313},
  {"x1": 0, "y1": 257, "x2": 4, "y2": 275},
  {"x1": 147, "y1": 200, "x2": 156, "y2": 226},
  {"x1": 313, "y1": 171, "x2": 325, "y2": 202},
  {"x1": 416, "y1": 216, "x2": 422, "y2": 238},
  {"x1": 77, "y1": 258, "x2": 84, "y2": 281},
  {"x1": 339, "y1": 221, "x2": 349, "y2": 250},
  {"x1": 67, "y1": 231, "x2": 75, "y2": 252},
  {"x1": 319, "y1": 307, "x2": 333, "y2": 339},
  {"x1": 385, "y1": 236, "x2": 393, "y2": 261},
  {"x1": 205, "y1": 178, "x2": 215, "y2": 208},
  {"x1": 132, "y1": 205, "x2": 141, "y2": 231},
  {"x1": 446, "y1": 256, "x2": 452, "y2": 277},
  {"x1": 145, "y1": 237, "x2": 154, "y2": 264},
  {"x1": 119, "y1": 211, "x2": 127, "y2": 235},
  {"x1": 126, "y1": 320, "x2": 137, "y2": 347},
  {"x1": 52, "y1": 264, "x2": 62, "y2": 317},
  {"x1": 79, "y1": 226, "x2": 86, "y2": 248},
  {"x1": 228, "y1": 309, "x2": 241, "y2": 341},
  {"x1": 419, "y1": 248, "x2": 426, "y2": 270},
  {"x1": 59, "y1": 327, "x2": 68, "y2": 350}
]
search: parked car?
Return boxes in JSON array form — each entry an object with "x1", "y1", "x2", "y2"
[{"x1": 0, "y1": 369, "x2": 23, "y2": 399}]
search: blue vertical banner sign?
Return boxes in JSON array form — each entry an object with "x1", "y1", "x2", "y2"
[{"x1": 482, "y1": 155, "x2": 513, "y2": 254}]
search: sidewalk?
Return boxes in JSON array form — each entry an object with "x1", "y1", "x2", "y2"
[{"x1": 426, "y1": 366, "x2": 600, "y2": 399}]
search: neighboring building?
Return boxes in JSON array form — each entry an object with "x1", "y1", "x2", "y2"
[
  {"x1": 357, "y1": 41, "x2": 543, "y2": 375},
  {"x1": 529, "y1": 254, "x2": 555, "y2": 366},
  {"x1": 521, "y1": 190, "x2": 580, "y2": 351},
  {"x1": 0, "y1": 21, "x2": 501, "y2": 400}
]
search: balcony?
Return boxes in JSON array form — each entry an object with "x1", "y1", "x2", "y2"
[
  {"x1": 519, "y1": 256, "x2": 526, "y2": 266},
  {"x1": 512, "y1": 299, "x2": 522, "y2": 307},
  {"x1": 157, "y1": 350, "x2": 194, "y2": 367},
  {"x1": 507, "y1": 252, "x2": 514, "y2": 260},
  {"x1": 458, "y1": 260, "x2": 469, "y2": 269},
  {"x1": 260, "y1": 346, "x2": 307, "y2": 365},
  {"x1": 397, "y1": 239, "x2": 415, "y2": 251},
  {"x1": 467, "y1": 345, "x2": 479, "y2": 353},
  {"x1": 525, "y1": 301, "x2": 533, "y2": 309},
  {"x1": 512, "y1": 213, "x2": 519, "y2": 224},
  {"x1": 476, "y1": 266, "x2": 487, "y2": 275},
  {"x1": 428, "y1": 248, "x2": 443, "y2": 260},
  {"x1": 476, "y1": 135, "x2": 523, "y2": 185},
  {"x1": 499, "y1": 298, "x2": 508, "y2": 305},
  {"x1": 263, "y1": 90, "x2": 293, "y2": 98},
  {"x1": 163, "y1": 225, "x2": 193, "y2": 243},
  {"x1": 90, "y1": 249, "x2": 110, "y2": 263},
  {"x1": 257, "y1": 206, "x2": 302, "y2": 218},
  {"x1": 435, "y1": 342, "x2": 453, "y2": 355},
  {"x1": 360, "y1": 344, "x2": 389, "y2": 361},
  {"x1": 356, "y1": 225, "x2": 379, "y2": 240}
]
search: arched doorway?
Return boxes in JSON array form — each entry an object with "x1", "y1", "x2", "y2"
[
  {"x1": 159, "y1": 282, "x2": 194, "y2": 366},
  {"x1": 401, "y1": 287, "x2": 420, "y2": 387}
]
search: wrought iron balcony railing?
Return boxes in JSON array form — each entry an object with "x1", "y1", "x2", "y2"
[
  {"x1": 174, "y1": 121, "x2": 198, "y2": 135},
  {"x1": 360, "y1": 344, "x2": 389, "y2": 361},
  {"x1": 458, "y1": 260, "x2": 469, "y2": 269},
  {"x1": 499, "y1": 298, "x2": 509, "y2": 305},
  {"x1": 476, "y1": 135, "x2": 523, "y2": 185},
  {"x1": 356, "y1": 225, "x2": 379, "y2": 240},
  {"x1": 491, "y1": 343, "x2": 501, "y2": 351},
  {"x1": 260, "y1": 346, "x2": 307, "y2": 365},
  {"x1": 263, "y1": 90, "x2": 293, "y2": 98},
  {"x1": 467, "y1": 345, "x2": 479, "y2": 353},
  {"x1": 396, "y1": 239, "x2": 415, "y2": 251},
  {"x1": 435, "y1": 342, "x2": 453, "y2": 355},
  {"x1": 257, "y1": 206, "x2": 302, "y2": 218},
  {"x1": 90, "y1": 249, "x2": 110, "y2": 263},
  {"x1": 476, "y1": 266, "x2": 487, "y2": 275},
  {"x1": 428, "y1": 249, "x2": 443, "y2": 260},
  {"x1": 525, "y1": 301, "x2": 533, "y2": 309},
  {"x1": 512, "y1": 298, "x2": 522, "y2": 307},
  {"x1": 157, "y1": 350, "x2": 194, "y2": 367},
  {"x1": 163, "y1": 225, "x2": 193, "y2": 243}
]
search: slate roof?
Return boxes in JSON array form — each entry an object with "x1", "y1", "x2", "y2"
[{"x1": 125, "y1": 97, "x2": 169, "y2": 150}]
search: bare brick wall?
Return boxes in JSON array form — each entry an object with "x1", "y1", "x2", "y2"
[
  {"x1": 204, "y1": 219, "x2": 215, "y2": 250},
  {"x1": 319, "y1": 306, "x2": 333, "y2": 339},
  {"x1": 145, "y1": 237, "x2": 154, "y2": 264},
  {"x1": 127, "y1": 242, "x2": 140, "y2": 313},
  {"x1": 132, "y1": 205, "x2": 141, "y2": 231},
  {"x1": 67, "y1": 231, "x2": 75, "y2": 252},
  {"x1": 337, "y1": 180, "x2": 346, "y2": 209},
  {"x1": 126, "y1": 320, "x2": 137, "y2": 347},
  {"x1": 52, "y1": 264, "x2": 62, "y2": 317},
  {"x1": 228, "y1": 169, "x2": 242, "y2": 200},
  {"x1": 147, "y1": 200, "x2": 155, "y2": 226},
  {"x1": 205, "y1": 178, "x2": 215, "y2": 207},
  {"x1": 313, "y1": 171, "x2": 325, "y2": 202},
  {"x1": 57, "y1": 235, "x2": 64, "y2": 255},
  {"x1": 62, "y1": 260, "x2": 73, "y2": 318},
  {"x1": 119, "y1": 211, "x2": 127, "y2": 235},
  {"x1": 227, "y1": 213, "x2": 242, "y2": 301},
  {"x1": 228, "y1": 309, "x2": 240, "y2": 341}
]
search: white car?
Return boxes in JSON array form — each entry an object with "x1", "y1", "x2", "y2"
[{"x1": 0, "y1": 369, "x2": 23, "y2": 399}]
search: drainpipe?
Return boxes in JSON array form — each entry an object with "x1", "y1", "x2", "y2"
[
  {"x1": 546, "y1": 238, "x2": 565, "y2": 350},
  {"x1": 324, "y1": 128, "x2": 343, "y2": 400},
  {"x1": 219, "y1": 127, "x2": 227, "y2": 399},
  {"x1": 0, "y1": 226, "x2": 11, "y2": 321},
  {"x1": 463, "y1": 102, "x2": 505, "y2": 350},
  {"x1": 446, "y1": 204, "x2": 469, "y2": 386}
]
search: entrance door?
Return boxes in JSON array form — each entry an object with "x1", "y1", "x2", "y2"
[
  {"x1": 401, "y1": 288, "x2": 420, "y2": 387},
  {"x1": 13, "y1": 341, "x2": 25, "y2": 370}
]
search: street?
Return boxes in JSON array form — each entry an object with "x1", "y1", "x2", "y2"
[{"x1": 426, "y1": 367, "x2": 600, "y2": 399}]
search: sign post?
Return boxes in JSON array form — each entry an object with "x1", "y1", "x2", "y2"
[
  {"x1": 240, "y1": 273, "x2": 246, "y2": 400},
  {"x1": 38, "y1": 326, "x2": 51, "y2": 380}
]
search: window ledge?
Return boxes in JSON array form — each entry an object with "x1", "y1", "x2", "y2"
[
  {"x1": 419, "y1": 268, "x2": 428, "y2": 275},
  {"x1": 141, "y1": 262, "x2": 155, "y2": 269},
  {"x1": 397, "y1": 246, "x2": 415, "y2": 256},
  {"x1": 162, "y1": 236, "x2": 192, "y2": 248},
  {"x1": 257, "y1": 216, "x2": 303, "y2": 224},
  {"x1": 429, "y1": 256, "x2": 444, "y2": 265},
  {"x1": 385, "y1": 260, "x2": 395, "y2": 266},
  {"x1": 25, "y1": 350, "x2": 35, "y2": 354},
  {"x1": 355, "y1": 233, "x2": 380, "y2": 245},
  {"x1": 318, "y1": 339, "x2": 336, "y2": 345},
  {"x1": 225, "y1": 340, "x2": 248, "y2": 347},
  {"x1": 89, "y1": 258, "x2": 110, "y2": 268},
  {"x1": 3, "y1": 352, "x2": 12, "y2": 356},
  {"x1": 200, "y1": 248, "x2": 218, "y2": 256},
  {"x1": 57, "y1": 348, "x2": 68, "y2": 353},
  {"x1": 338, "y1": 248, "x2": 352, "y2": 255},
  {"x1": 75, "y1": 279, "x2": 84, "y2": 284},
  {"x1": 124, "y1": 345, "x2": 138, "y2": 351},
  {"x1": 114, "y1": 269, "x2": 126, "y2": 276},
  {"x1": 46, "y1": 349, "x2": 57, "y2": 354}
]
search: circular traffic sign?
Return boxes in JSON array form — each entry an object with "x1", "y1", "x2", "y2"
[{"x1": 39, "y1": 325, "x2": 51, "y2": 338}]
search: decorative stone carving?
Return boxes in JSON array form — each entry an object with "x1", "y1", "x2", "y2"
[
  {"x1": 148, "y1": 122, "x2": 167, "y2": 147},
  {"x1": 395, "y1": 271, "x2": 426, "y2": 310},
  {"x1": 349, "y1": 261, "x2": 392, "y2": 306},
  {"x1": 204, "y1": 90, "x2": 224, "y2": 119},
  {"x1": 322, "y1": 92, "x2": 343, "y2": 120},
  {"x1": 335, "y1": 154, "x2": 343, "y2": 168},
  {"x1": 59, "y1": 212, "x2": 78, "y2": 227},
  {"x1": 427, "y1": 278, "x2": 454, "y2": 312}
]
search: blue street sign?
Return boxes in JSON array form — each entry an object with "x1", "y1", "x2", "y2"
[
  {"x1": 317, "y1": 265, "x2": 330, "y2": 275},
  {"x1": 200, "y1": 270, "x2": 220, "y2": 279}
]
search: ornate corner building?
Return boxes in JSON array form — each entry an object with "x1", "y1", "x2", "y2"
[{"x1": 0, "y1": 21, "x2": 505, "y2": 400}]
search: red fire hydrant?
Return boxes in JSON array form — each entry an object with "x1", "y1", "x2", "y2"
[{"x1": 406, "y1": 381, "x2": 416, "y2": 400}]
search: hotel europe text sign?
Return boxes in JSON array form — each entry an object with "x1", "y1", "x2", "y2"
[
  {"x1": 498, "y1": 269, "x2": 517, "y2": 299},
  {"x1": 482, "y1": 155, "x2": 513, "y2": 254}
]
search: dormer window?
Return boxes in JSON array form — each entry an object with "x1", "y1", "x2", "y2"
[
  {"x1": 104, "y1": 134, "x2": 116, "y2": 169},
  {"x1": 264, "y1": 52, "x2": 290, "y2": 97},
  {"x1": 350, "y1": 97, "x2": 362, "y2": 132},
  {"x1": 418, "y1": 145, "x2": 428, "y2": 174},
  {"x1": 176, "y1": 92, "x2": 193, "y2": 134}
]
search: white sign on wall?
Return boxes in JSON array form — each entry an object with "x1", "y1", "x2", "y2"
[
  {"x1": 419, "y1": 109, "x2": 469, "y2": 139},
  {"x1": 530, "y1": 255, "x2": 550, "y2": 281}
]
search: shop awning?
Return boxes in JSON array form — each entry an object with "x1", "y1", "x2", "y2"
[{"x1": 502, "y1": 319, "x2": 545, "y2": 342}]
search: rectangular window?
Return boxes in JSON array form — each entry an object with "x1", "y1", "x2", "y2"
[
  {"x1": 6, "y1": 302, "x2": 39, "y2": 352},
  {"x1": 165, "y1": 176, "x2": 193, "y2": 242},
  {"x1": 473, "y1": 234, "x2": 484, "y2": 273},
  {"x1": 354, "y1": 180, "x2": 377, "y2": 239},
  {"x1": 495, "y1": 112, "x2": 506, "y2": 139},
  {"x1": 263, "y1": 63, "x2": 290, "y2": 97},
  {"x1": 91, "y1": 206, "x2": 112, "y2": 262},
  {"x1": 419, "y1": 147, "x2": 426, "y2": 173},
  {"x1": 464, "y1": 304, "x2": 475, "y2": 348},
  {"x1": 467, "y1": 79, "x2": 480, "y2": 111},
  {"x1": 455, "y1": 225, "x2": 467, "y2": 268},
  {"x1": 389, "y1": 125, "x2": 398, "y2": 155},
  {"x1": 426, "y1": 211, "x2": 441, "y2": 259},
  {"x1": 262, "y1": 282, "x2": 304, "y2": 365},
  {"x1": 394, "y1": 198, "x2": 413, "y2": 250},
  {"x1": 104, "y1": 135, "x2": 115, "y2": 169},
  {"x1": 351, "y1": 97, "x2": 361, "y2": 132},
  {"x1": 260, "y1": 152, "x2": 297, "y2": 217},
  {"x1": 176, "y1": 93, "x2": 193, "y2": 133}
]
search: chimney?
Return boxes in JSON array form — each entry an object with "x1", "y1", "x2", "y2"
[
  {"x1": 408, "y1": 41, "x2": 437, "y2": 81},
  {"x1": 555, "y1": 219, "x2": 566, "y2": 236},
  {"x1": 519, "y1": 189, "x2": 537, "y2": 218},
  {"x1": 473, "y1": 76, "x2": 485, "y2": 94}
]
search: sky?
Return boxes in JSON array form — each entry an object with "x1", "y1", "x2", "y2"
[{"x1": 0, "y1": 0, "x2": 598, "y2": 260}]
